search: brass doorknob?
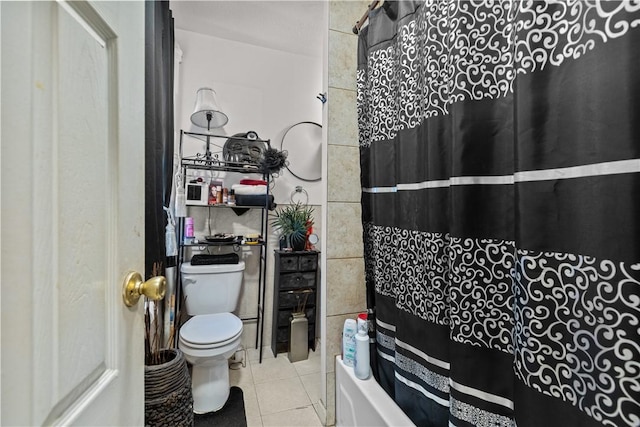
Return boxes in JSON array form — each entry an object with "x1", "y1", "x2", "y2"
[{"x1": 122, "y1": 271, "x2": 166, "y2": 307}]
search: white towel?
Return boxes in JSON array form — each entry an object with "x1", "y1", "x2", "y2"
[{"x1": 232, "y1": 184, "x2": 267, "y2": 195}]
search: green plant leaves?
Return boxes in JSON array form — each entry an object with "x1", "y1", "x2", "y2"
[{"x1": 270, "y1": 202, "x2": 314, "y2": 242}]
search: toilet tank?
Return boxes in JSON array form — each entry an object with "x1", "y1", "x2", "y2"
[{"x1": 180, "y1": 261, "x2": 245, "y2": 315}]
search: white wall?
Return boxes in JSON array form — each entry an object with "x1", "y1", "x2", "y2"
[{"x1": 175, "y1": 29, "x2": 323, "y2": 206}]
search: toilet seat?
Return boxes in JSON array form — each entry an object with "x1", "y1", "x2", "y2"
[{"x1": 179, "y1": 313, "x2": 243, "y2": 349}]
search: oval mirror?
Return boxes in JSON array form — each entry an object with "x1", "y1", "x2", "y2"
[{"x1": 281, "y1": 122, "x2": 322, "y2": 182}]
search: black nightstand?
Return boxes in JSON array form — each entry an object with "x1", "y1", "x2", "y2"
[{"x1": 271, "y1": 250, "x2": 319, "y2": 356}]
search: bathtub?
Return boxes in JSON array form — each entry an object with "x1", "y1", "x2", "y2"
[{"x1": 335, "y1": 356, "x2": 415, "y2": 427}]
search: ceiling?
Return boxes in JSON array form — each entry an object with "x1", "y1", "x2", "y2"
[{"x1": 170, "y1": 1, "x2": 326, "y2": 58}]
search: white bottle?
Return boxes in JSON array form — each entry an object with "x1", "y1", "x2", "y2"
[
  {"x1": 357, "y1": 312, "x2": 367, "y2": 334},
  {"x1": 354, "y1": 329, "x2": 370, "y2": 380},
  {"x1": 342, "y1": 318, "x2": 357, "y2": 367}
]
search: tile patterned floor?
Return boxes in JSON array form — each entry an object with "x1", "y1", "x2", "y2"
[{"x1": 230, "y1": 347, "x2": 323, "y2": 427}]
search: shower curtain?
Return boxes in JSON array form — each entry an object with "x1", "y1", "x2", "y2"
[
  {"x1": 357, "y1": 2, "x2": 640, "y2": 426},
  {"x1": 145, "y1": 0, "x2": 175, "y2": 277}
]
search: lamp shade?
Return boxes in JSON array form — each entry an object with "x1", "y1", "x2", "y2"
[{"x1": 190, "y1": 87, "x2": 228, "y2": 129}]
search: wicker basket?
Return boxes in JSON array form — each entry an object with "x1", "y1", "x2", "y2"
[{"x1": 145, "y1": 349, "x2": 194, "y2": 427}]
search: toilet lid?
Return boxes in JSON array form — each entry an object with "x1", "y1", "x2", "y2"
[{"x1": 180, "y1": 313, "x2": 242, "y2": 346}]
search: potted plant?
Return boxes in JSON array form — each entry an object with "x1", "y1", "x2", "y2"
[{"x1": 270, "y1": 202, "x2": 314, "y2": 251}]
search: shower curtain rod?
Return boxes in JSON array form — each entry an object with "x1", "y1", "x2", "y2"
[
  {"x1": 352, "y1": 1, "x2": 398, "y2": 35},
  {"x1": 352, "y1": 1, "x2": 379, "y2": 34}
]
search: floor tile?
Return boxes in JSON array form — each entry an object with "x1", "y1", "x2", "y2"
[
  {"x1": 247, "y1": 346, "x2": 274, "y2": 363},
  {"x1": 240, "y1": 384, "x2": 261, "y2": 421},
  {"x1": 291, "y1": 349, "x2": 321, "y2": 376},
  {"x1": 300, "y1": 372, "x2": 322, "y2": 404},
  {"x1": 250, "y1": 353, "x2": 298, "y2": 384},
  {"x1": 255, "y1": 377, "x2": 311, "y2": 416},
  {"x1": 240, "y1": 341, "x2": 324, "y2": 426},
  {"x1": 313, "y1": 401, "x2": 327, "y2": 426},
  {"x1": 261, "y1": 405, "x2": 322, "y2": 427},
  {"x1": 246, "y1": 416, "x2": 263, "y2": 427}
]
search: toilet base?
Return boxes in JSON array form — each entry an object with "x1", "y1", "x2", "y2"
[
  {"x1": 178, "y1": 314, "x2": 243, "y2": 414},
  {"x1": 191, "y1": 358, "x2": 230, "y2": 413}
]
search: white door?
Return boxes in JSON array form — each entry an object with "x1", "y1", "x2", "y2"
[{"x1": 1, "y1": 1, "x2": 147, "y2": 425}]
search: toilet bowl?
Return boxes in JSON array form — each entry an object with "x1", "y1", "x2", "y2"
[
  {"x1": 179, "y1": 313, "x2": 243, "y2": 413},
  {"x1": 179, "y1": 261, "x2": 245, "y2": 414}
]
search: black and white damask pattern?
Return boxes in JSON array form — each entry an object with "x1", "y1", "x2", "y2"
[
  {"x1": 357, "y1": 0, "x2": 640, "y2": 147},
  {"x1": 356, "y1": 68, "x2": 370, "y2": 149},
  {"x1": 365, "y1": 46, "x2": 401, "y2": 144},
  {"x1": 364, "y1": 222, "x2": 450, "y2": 326},
  {"x1": 367, "y1": 223, "x2": 640, "y2": 425},
  {"x1": 449, "y1": 237, "x2": 516, "y2": 354},
  {"x1": 430, "y1": 0, "x2": 517, "y2": 111},
  {"x1": 451, "y1": 398, "x2": 516, "y2": 427},
  {"x1": 516, "y1": 0, "x2": 640, "y2": 73},
  {"x1": 396, "y1": 351, "x2": 450, "y2": 394},
  {"x1": 514, "y1": 250, "x2": 640, "y2": 427},
  {"x1": 360, "y1": 2, "x2": 640, "y2": 425},
  {"x1": 365, "y1": 223, "x2": 516, "y2": 353},
  {"x1": 363, "y1": 222, "x2": 399, "y2": 299}
]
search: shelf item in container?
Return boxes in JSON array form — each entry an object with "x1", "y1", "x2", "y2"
[
  {"x1": 232, "y1": 183, "x2": 267, "y2": 195},
  {"x1": 244, "y1": 234, "x2": 262, "y2": 245},
  {"x1": 235, "y1": 194, "x2": 276, "y2": 210},
  {"x1": 223, "y1": 131, "x2": 267, "y2": 165},
  {"x1": 209, "y1": 180, "x2": 223, "y2": 205},
  {"x1": 240, "y1": 179, "x2": 267, "y2": 186},
  {"x1": 184, "y1": 217, "x2": 195, "y2": 244},
  {"x1": 204, "y1": 233, "x2": 236, "y2": 243},
  {"x1": 217, "y1": 186, "x2": 223, "y2": 204},
  {"x1": 186, "y1": 179, "x2": 209, "y2": 206}
]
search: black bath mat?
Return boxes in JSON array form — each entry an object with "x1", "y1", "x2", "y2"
[{"x1": 194, "y1": 386, "x2": 247, "y2": 427}]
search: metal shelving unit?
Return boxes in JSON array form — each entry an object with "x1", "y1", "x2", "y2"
[{"x1": 176, "y1": 130, "x2": 271, "y2": 363}]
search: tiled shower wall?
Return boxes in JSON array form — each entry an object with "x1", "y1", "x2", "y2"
[{"x1": 323, "y1": 1, "x2": 369, "y2": 425}]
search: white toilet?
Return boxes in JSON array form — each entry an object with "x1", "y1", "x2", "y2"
[{"x1": 179, "y1": 261, "x2": 245, "y2": 413}]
